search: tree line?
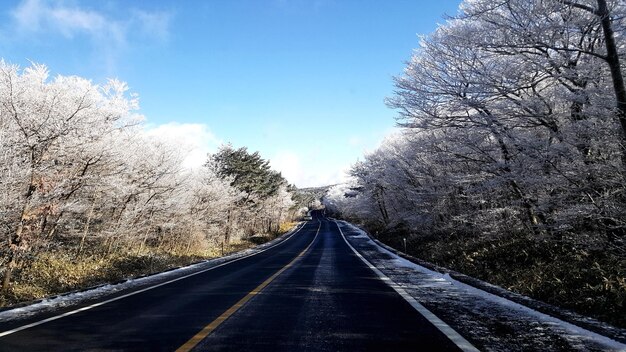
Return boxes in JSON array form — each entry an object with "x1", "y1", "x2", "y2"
[
  {"x1": 324, "y1": 0, "x2": 625, "y2": 326},
  {"x1": 0, "y1": 61, "x2": 299, "y2": 294}
]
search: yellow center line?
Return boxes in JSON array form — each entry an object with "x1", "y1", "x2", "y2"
[{"x1": 176, "y1": 221, "x2": 322, "y2": 352}]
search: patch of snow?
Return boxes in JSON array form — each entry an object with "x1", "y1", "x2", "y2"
[
  {"x1": 446, "y1": 274, "x2": 626, "y2": 351},
  {"x1": 339, "y1": 221, "x2": 626, "y2": 352},
  {"x1": 0, "y1": 257, "x2": 218, "y2": 323},
  {"x1": 0, "y1": 223, "x2": 304, "y2": 323}
]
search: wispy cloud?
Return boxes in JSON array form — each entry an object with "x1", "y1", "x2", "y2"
[
  {"x1": 7, "y1": 0, "x2": 172, "y2": 73},
  {"x1": 133, "y1": 9, "x2": 171, "y2": 42},
  {"x1": 17, "y1": 1, "x2": 92, "y2": 37}
]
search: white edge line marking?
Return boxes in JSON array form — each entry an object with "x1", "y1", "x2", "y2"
[
  {"x1": 0, "y1": 222, "x2": 311, "y2": 338},
  {"x1": 334, "y1": 220, "x2": 480, "y2": 352}
]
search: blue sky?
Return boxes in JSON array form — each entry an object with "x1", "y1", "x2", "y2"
[{"x1": 0, "y1": 0, "x2": 461, "y2": 187}]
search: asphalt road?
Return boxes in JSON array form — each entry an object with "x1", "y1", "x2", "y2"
[{"x1": 0, "y1": 211, "x2": 463, "y2": 351}]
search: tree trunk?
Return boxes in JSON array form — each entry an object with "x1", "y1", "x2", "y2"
[
  {"x1": 1, "y1": 255, "x2": 17, "y2": 293},
  {"x1": 597, "y1": 0, "x2": 626, "y2": 160},
  {"x1": 375, "y1": 185, "x2": 390, "y2": 225},
  {"x1": 486, "y1": 114, "x2": 544, "y2": 233},
  {"x1": 77, "y1": 197, "x2": 97, "y2": 257},
  {"x1": 2, "y1": 178, "x2": 37, "y2": 292},
  {"x1": 2, "y1": 218, "x2": 27, "y2": 292},
  {"x1": 225, "y1": 210, "x2": 232, "y2": 245}
]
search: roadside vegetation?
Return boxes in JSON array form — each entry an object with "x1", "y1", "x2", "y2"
[
  {"x1": 324, "y1": 0, "x2": 626, "y2": 329},
  {"x1": 0, "y1": 62, "x2": 309, "y2": 307},
  {"x1": 1, "y1": 225, "x2": 295, "y2": 308}
]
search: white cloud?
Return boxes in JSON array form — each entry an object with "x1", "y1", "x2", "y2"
[
  {"x1": 270, "y1": 150, "x2": 348, "y2": 188},
  {"x1": 51, "y1": 7, "x2": 107, "y2": 36},
  {"x1": 11, "y1": 0, "x2": 44, "y2": 31},
  {"x1": 143, "y1": 123, "x2": 355, "y2": 187},
  {"x1": 142, "y1": 125, "x2": 347, "y2": 187},
  {"x1": 275, "y1": 127, "x2": 400, "y2": 188},
  {"x1": 13, "y1": 0, "x2": 114, "y2": 38},
  {"x1": 8, "y1": 0, "x2": 172, "y2": 73},
  {"x1": 143, "y1": 122, "x2": 222, "y2": 170},
  {"x1": 270, "y1": 150, "x2": 303, "y2": 185}
]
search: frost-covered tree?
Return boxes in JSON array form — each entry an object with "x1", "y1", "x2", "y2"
[
  {"x1": 205, "y1": 145, "x2": 295, "y2": 242},
  {"x1": 327, "y1": 0, "x2": 626, "y2": 247},
  {"x1": 0, "y1": 61, "x2": 138, "y2": 290},
  {"x1": 0, "y1": 61, "x2": 298, "y2": 293}
]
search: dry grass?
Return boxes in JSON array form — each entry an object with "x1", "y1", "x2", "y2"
[
  {"x1": 0, "y1": 223, "x2": 301, "y2": 309},
  {"x1": 376, "y1": 228, "x2": 626, "y2": 329},
  {"x1": 0, "y1": 240, "x2": 255, "y2": 308}
]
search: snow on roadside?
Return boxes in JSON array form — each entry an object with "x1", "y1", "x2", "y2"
[
  {"x1": 0, "y1": 223, "x2": 304, "y2": 324},
  {"x1": 336, "y1": 220, "x2": 626, "y2": 352}
]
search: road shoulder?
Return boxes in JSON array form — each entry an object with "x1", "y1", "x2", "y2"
[
  {"x1": 0, "y1": 222, "x2": 307, "y2": 326},
  {"x1": 336, "y1": 220, "x2": 626, "y2": 352}
]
